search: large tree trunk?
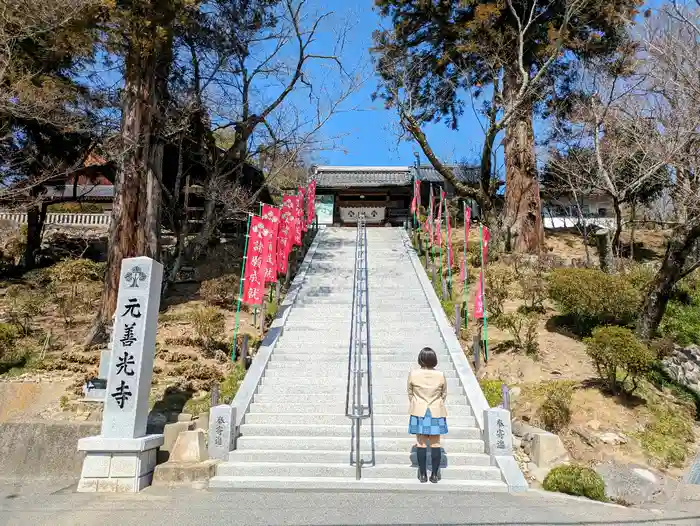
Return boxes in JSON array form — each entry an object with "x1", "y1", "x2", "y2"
[
  {"x1": 636, "y1": 222, "x2": 700, "y2": 340},
  {"x1": 84, "y1": 30, "x2": 172, "y2": 347},
  {"x1": 503, "y1": 72, "x2": 544, "y2": 254},
  {"x1": 612, "y1": 198, "x2": 623, "y2": 256}
]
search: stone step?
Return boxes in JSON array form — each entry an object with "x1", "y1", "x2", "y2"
[
  {"x1": 227, "y1": 449, "x2": 491, "y2": 467},
  {"x1": 270, "y1": 348, "x2": 451, "y2": 358},
  {"x1": 269, "y1": 353, "x2": 449, "y2": 363},
  {"x1": 276, "y1": 335, "x2": 447, "y2": 346},
  {"x1": 215, "y1": 462, "x2": 501, "y2": 481},
  {"x1": 209, "y1": 476, "x2": 508, "y2": 492},
  {"x1": 262, "y1": 370, "x2": 459, "y2": 381},
  {"x1": 238, "y1": 424, "x2": 480, "y2": 439},
  {"x1": 248, "y1": 403, "x2": 473, "y2": 416},
  {"x1": 252, "y1": 393, "x2": 469, "y2": 406},
  {"x1": 288, "y1": 307, "x2": 434, "y2": 314},
  {"x1": 272, "y1": 342, "x2": 447, "y2": 351},
  {"x1": 235, "y1": 436, "x2": 485, "y2": 453},
  {"x1": 264, "y1": 364, "x2": 457, "y2": 377},
  {"x1": 257, "y1": 378, "x2": 464, "y2": 392},
  {"x1": 243, "y1": 413, "x2": 476, "y2": 427}
]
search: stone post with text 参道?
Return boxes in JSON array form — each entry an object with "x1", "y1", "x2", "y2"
[{"x1": 77, "y1": 257, "x2": 164, "y2": 492}]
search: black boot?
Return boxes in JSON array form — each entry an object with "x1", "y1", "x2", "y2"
[
  {"x1": 430, "y1": 447, "x2": 441, "y2": 483},
  {"x1": 417, "y1": 448, "x2": 428, "y2": 483}
]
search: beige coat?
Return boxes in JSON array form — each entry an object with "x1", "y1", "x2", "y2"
[{"x1": 407, "y1": 368, "x2": 448, "y2": 418}]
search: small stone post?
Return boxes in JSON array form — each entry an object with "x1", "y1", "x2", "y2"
[
  {"x1": 484, "y1": 407, "x2": 513, "y2": 456},
  {"x1": 208, "y1": 405, "x2": 236, "y2": 460},
  {"x1": 241, "y1": 335, "x2": 249, "y2": 367},
  {"x1": 454, "y1": 303, "x2": 461, "y2": 335},
  {"x1": 77, "y1": 257, "x2": 165, "y2": 493},
  {"x1": 472, "y1": 335, "x2": 481, "y2": 372},
  {"x1": 211, "y1": 384, "x2": 220, "y2": 407}
]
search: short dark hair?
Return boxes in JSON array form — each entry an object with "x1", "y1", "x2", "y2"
[{"x1": 418, "y1": 347, "x2": 438, "y2": 369}]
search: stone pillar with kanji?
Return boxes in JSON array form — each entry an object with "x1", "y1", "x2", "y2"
[{"x1": 77, "y1": 257, "x2": 165, "y2": 493}]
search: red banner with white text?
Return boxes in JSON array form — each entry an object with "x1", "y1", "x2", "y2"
[
  {"x1": 261, "y1": 204, "x2": 281, "y2": 283},
  {"x1": 242, "y1": 215, "x2": 271, "y2": 305}
]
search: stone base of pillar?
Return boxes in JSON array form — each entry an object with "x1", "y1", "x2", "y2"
[{"x1": 77, "y1": 434, "x2": 164, "y2": 493}]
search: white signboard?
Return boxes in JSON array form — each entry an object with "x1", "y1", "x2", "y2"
[{"x1": 339, "y1": 206, "x2": 386, "y2": 223}]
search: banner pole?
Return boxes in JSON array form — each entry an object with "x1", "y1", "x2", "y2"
[
  {"x1": 479, "y1": 223, "x2": 489, "y2": 362},
  {"x1": 463, "y1": 202, "x2": 469, "y2": 329},
  {"x1": 439, "y1": 193, "x2": 444, "y2": 297},
  {"x1": 232, "y1": 213, "x2": 253, "y2": 361},
  {"x1": 445, "y1": 197, "x2": 452, "y2": 299}
]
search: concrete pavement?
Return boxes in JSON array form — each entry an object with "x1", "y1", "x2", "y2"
[{"x1": 0, "y1": 481, "x2": 698, "y2": 525}]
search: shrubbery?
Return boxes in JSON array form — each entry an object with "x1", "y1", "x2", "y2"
[
  {"x1": 543, "y1": 465, "x2": 607, "y2": 502},
  {"x1": 548, "y1": 268, "x2": 640, "y2": 334},
  {"x1": 48, "y1": 259, "x2": 103, "y2": 326},
  {"x1": 188, "y1": 307, "x2": 225, "y2": 351},
  {"x1": 484, "y1": 265, "x2": 516, "y2": 319},
  {"x1": 0, "y1": 323, "x2": 29, "y2": 374},
  {"x1": 4, "y1": 285, "x2": 46, "y2": 335},
  {"x1": 661, "y1": 301, "x2": 700, "y2": 346},
  {"x1": 636, "y1": 407, "x2": 695, "y2": 468},
  {"x1": 479, "y1": 379, "x2": 504, "y2": 408},
  {"x1": 584, "y1": 326, "x2": 654, "y2": 394},
  {"x1": 200, "y1": 274, "x2": 239, "y2": 308},
  {"x1": 493, "y1": 311, "x2": 540, "y2": 356},
  {"x1": 537, "y1": 382, "x2": 574, "y2": 432}
]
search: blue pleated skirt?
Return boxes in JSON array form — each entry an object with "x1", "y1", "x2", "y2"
[{"x1": 408, "y1": 409, "x2": 448, "y2": 435}]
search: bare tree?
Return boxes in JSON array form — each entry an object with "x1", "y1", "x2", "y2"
[
  {"x1": 546, "y1": 54, "x2": 683, "y2": 255},
  {"x1": 636, "y1": 1, "x2": 700, "y2": 339},
  {"x1": 156, "y1": 0, "x2": 362, "y2": 290}
]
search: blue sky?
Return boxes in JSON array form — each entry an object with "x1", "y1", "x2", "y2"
[
  {"x1": 308, "y1": 0, "x2": 492, "y2": 168},
  {"x1": 301, "y1": 0, "x2": 659, "y2": 169}
]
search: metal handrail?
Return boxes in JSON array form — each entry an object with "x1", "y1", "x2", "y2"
[{"x1": 345, "y1": 213, "x2": 373, "y2": 479}]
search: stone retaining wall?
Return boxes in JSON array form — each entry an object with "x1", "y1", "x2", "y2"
[
  {"x1": 0, "y1": 422, "x2": 100, "y2": 480},
  {"x1": 662, "y1": 345, "x2": 700, "y2": 394}
]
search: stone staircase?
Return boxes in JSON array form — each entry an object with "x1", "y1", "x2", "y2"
[{"x1": 210, "y1": 227, "x2": 515, "y2": 490}]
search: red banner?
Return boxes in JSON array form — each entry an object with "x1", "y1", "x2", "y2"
[
  {"x1": 464, "y1": 206, "x2": 471, "y2": 248},
  {"x1": 293, "y1": 195, "x2": 303, "y2": 246},
  {"x1": 428, "y1": 186, "x2": 434, "y2": 244},
  {"x1": 481, "y1": 225, "x2": 491, "y2": 265},
  {"x1": 242, "y1": 215, "x2": 270, "y2": 305},
  {"x1": 307, "y1": 180, "x2": 316, "y2": 227},
  {"x1": 261, "y1": 204, "x2": 281, "y2": 283},
  {"x1": 434, "y1": 191, "x2": 444, "y2": 246},
  {"x1": 446, "y1": 200, "x2": 453, "y2": 268},
  {"x1": 298, "y1": 187, "x2": 307, "y2": 233},
  {"x1": 474, "y1": 271, "x2": 485, "y2": 319},
  {"x1": 410, "y1": 180, "x2": 419, "y2": 215},
  {"x1": 416, "y1": 179, "x2": 421, "y2": 213},
  {"x1": 278, "y1": 207, "x2": 293, "y2": 275},
  {"x1": 279, "y1": 195, "x2": 298, "y2": 274}
]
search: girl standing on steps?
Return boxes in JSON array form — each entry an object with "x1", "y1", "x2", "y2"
[{"x1": 407, "y1": 347, "x2": 448, "y2": 483}]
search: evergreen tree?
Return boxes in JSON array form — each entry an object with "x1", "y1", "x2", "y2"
[{"x1": 374, "y1": 0, "x2": 641, "y2": 252}]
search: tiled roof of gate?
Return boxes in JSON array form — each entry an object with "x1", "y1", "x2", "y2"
[
  {"x1": 415, "y1": 164, "x2": 480, "y2": 184},
  {"x1": 312, "y1": 166, "x2": 413, "y2": 189}
]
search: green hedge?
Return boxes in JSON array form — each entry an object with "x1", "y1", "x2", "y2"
[{"x1": 543, "y1": 465, "x2": 606, "y2": 502}]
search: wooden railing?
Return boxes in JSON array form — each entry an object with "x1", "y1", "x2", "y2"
[{"x1": 0, "y1": 212, "x2": 112, "y2": 226}]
